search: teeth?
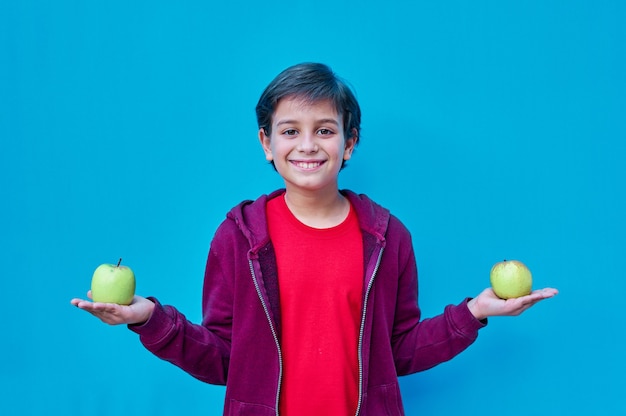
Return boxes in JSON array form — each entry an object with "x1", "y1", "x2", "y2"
[{"x1": 295, "y1": 161, "x2": 321, "y2": 169}]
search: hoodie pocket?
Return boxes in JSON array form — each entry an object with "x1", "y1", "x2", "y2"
[
  {"x1": 364, "y1": 382, "x2": 403, "y2": 415},
  {"x1": 227, "y1": 399, "x2": 276, "y2": 416}
]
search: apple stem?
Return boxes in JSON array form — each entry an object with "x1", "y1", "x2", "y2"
[{"x1": 117, "y1": 258, "x2": 122, "y2": 268}]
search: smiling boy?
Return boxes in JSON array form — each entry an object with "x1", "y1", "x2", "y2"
[{"x1": 72, "y1": 62, "x2": 557, "y2": 415}]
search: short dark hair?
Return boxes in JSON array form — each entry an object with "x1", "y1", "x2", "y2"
[{"x1": 256, "y1": 63, "x2": 361, "y2": 169}]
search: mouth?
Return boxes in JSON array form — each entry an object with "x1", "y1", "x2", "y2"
[{"x1": 290, "y1": 160, "x2": 325, "y2": 170}]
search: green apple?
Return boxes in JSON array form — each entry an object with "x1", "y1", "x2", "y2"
[
  {"x1": 490, "y1": 259, "x2": 532, "y2": 299},
  {"x1": 91, "y1": 258, "x2": 135, "y2": 305}
]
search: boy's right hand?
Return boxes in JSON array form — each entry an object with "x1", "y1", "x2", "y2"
[{"x1": 71, "y1": 291, "x2": 155, "y2": 326}]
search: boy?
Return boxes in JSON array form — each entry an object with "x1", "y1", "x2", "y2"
[{"x1": 72, "y1": 62, "x2": 557, "y2": 416}]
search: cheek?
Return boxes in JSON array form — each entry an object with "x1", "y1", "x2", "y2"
[{"x1": 269, "y1": 140, "x2": 294, "y2": 161}]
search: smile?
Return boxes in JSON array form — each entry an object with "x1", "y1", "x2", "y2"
[{"x1": 291, "y1": 161, "x2": 325, "y2": 169}]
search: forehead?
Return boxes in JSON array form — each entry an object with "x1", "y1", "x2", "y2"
[{"x1": 272, "y1": 96, "x2": 340, "y2": 124}]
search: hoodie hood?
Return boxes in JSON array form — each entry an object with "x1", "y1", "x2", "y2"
[{"x1": 226, "y1": 189, "x2": 391, "y2": 253}]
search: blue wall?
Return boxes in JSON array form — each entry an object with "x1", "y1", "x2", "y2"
[{"x1": 2, "y1": 1, "x2": 624, "y2": 414}]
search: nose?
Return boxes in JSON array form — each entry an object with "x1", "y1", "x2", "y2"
[{"x1": 297, "y1": 132, "x2": 318, "y2": 154}]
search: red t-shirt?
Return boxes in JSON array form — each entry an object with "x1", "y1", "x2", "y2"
[{"x1": 266, "y1": 194, "x2": 364, "y2": 415}]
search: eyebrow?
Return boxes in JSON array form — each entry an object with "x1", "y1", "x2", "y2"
[{"x1": 276, "y1": 118, "x2": 340, "y2": 127}]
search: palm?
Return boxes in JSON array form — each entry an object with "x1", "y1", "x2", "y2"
[
  {"x1": 70, "y1": 291, "x2": 154, "y2": 325},
  {"x1": 469, "y1": 287, "x2": 558, "y2": 319}
]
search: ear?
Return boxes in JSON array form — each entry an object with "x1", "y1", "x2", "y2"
[
  {"x1": 259, "y1": 128, "x2": 273, "y2": 161},
  {"x1": 343, "y1": 128, "x2": 358, "y2": 161}
]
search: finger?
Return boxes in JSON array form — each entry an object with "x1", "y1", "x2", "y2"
[
  {"x1": 531, "y1": 288, "x2": 558, "y2": 297},
  {"x1": 73, "y1": 299, "x2": 117, "y2": 313},
  {"x1": 511, "y1": 291, "x2": 556, "y2": 313},
  {"x1": 518, "y1": 288, "x2": 558, "y2": 303},
  {"x1": 72, "y1": 299, "x2": 96, "y2": 310},
  {"x1": 90, "y1": 301, "x2": 125, "y2": 314},
  {"x1": 538, "y1": 287, "x2": 558, "y2": 297},
  {"x1": 70, "y1": 298, "x2": 85, "y2": 307}
]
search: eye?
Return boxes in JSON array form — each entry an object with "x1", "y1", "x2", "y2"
[
  {"x1": 283, "y1": 129, "x2": 298, "y2": 136},
  {"x1": 317, "y1": 128, "x2": 334, "y2": 136}
]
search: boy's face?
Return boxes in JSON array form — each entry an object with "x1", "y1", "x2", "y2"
[{"x1": 259, "y1": 97, "x2": 357, "y2": 195}]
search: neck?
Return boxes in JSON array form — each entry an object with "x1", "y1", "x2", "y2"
[{"x1": 283, "y1": 186, "x2": 349, "y2": 229}]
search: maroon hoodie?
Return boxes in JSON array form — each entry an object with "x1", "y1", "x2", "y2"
[{"x1": 129, "y1": 189, "x2": 486, "y2": 415}]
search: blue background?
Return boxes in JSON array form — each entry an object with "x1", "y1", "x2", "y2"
[{"x1": 2, "y1": 1, "x2": 624, "y2": 414}]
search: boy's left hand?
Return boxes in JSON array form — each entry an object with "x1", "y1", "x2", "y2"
[
  {"x1": 71, "y1": 290, "x2": 155, "y2": 325},
  {"x1": 467, "y1": 287, "x2": 558, "y2": 321}
]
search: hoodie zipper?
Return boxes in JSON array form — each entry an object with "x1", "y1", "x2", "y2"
[
  {"x1": 354, "y1": 246, "x2": 385, "y2": 416},
  {"x1": 249, "y1": 243, "x2": 383, "y2": 416},
  {"x1": 249, "y1": 258, "x2": 283, "y2": 416}
]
